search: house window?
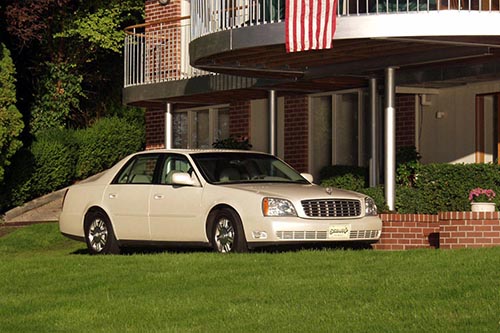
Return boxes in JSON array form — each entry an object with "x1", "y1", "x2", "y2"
[
  {"x1": 173, "y1": 106, "x2": 229, "y2": 149},
  {"x1": 310, "y1": 90, "x2": 369, "y2": 178}
]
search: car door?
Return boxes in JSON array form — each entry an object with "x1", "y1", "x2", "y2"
[
  {"x1": 103, "y1": 153, "x2": 160, "y2": 240},
  {"x1": 149, "y1": 154, "x2": 206, "y2": 242}
]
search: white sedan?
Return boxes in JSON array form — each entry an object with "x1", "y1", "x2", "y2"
[{"x1": 59, "y1": 150, "x2": 382, "y2": 254}]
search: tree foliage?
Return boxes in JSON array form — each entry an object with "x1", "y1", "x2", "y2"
[
  {"x1": 4, "y1": 0, "x2": 144, "y2": 129},
  {"x1": 30, "y1": 62, "x2": 85, "y2": 134},
  {"x1": 0, "y1": 43, "x2": 24, "y2": 183}
]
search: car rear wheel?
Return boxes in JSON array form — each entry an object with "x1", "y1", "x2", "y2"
[
  {"x1": 84, "y1": 211, "x2": 120, "y2": 255},
  {"x1": 210, "y1": 208, "x2": 248, "y2": 253}
]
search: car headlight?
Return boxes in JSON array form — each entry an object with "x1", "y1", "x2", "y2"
[
  {"x1": 365, "y1": 197, "x2": 378, "y2": 216},
  {"x1": 262, "y1": 198, "x2": 297, "y2": 217}
]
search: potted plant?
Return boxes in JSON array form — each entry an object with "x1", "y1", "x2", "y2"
[{"x1": 469, "y1": 188, "x2": 496, "y2": 212}]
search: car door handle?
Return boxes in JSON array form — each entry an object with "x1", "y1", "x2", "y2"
[
  {"x1": 109, "y1": 193, "x2": 117, "y2": 199},
  {"x1": 154, "y1": 194, "x2": 165, "y2": 200}
]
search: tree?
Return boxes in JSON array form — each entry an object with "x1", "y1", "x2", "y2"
[
  {"x1": 4, "y1": 0, "x2": 144, "y2": 129},
  {"x1": 0, "y1": 43, "x2": 24, "y2": 183}
]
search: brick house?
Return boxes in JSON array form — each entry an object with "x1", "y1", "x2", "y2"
[{"x1": 123, "y1": 0, "x2": 500, "y2": 213}]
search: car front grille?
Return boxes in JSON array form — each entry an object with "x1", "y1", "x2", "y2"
[
  {"x1": 276, "y1": 229, "x2": 380, "y2": 241},
  {"x1": 301, "y1": 199, "x2": 361, "y2": 218}
]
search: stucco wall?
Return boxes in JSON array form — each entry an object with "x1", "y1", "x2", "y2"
[{"x1": 419, "y1": 80, "x2": 500, "y2": 164}]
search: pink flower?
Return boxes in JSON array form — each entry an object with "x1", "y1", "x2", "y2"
[{"x1": 469, "y1": 188, "x2": 496, "y2": 203}]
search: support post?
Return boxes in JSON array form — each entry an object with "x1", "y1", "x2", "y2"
[
  {"x1": 385, "y1": 67, "x2": 396, "y2": 211},
  {"x1": 269, "y1": 90, "x2": 278, "y2": 155},
  {"x1": 369, "y1": 77, "x2": 379, "y2": 188},
  {"x1": 165, "y1": 102, "x2": 173, "y2": 149}
]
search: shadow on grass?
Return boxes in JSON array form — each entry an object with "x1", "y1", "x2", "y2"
[{"x1": 70, "y1": 242, "x2": 373, "y2": 256}]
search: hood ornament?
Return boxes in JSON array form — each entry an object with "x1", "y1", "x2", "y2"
[{"x1": 325, "y1": 187, "x2": 333, "y2": 195}]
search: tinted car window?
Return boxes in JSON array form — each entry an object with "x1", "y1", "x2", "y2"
[
  {"x1": 191, "y1": 152, "x2": 309, "y2": 184},
  {"x1": 113, "y1": 154, "x2": 160, "y2": 184}
]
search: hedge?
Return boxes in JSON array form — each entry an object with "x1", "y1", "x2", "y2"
[
  {"x1": 75, "y1": 117, "x2": 144, "y2": 179},
  {"x1": 319, "y1": 163, "x2": 500, "y2": 214},
  {"x1": 1, "y1": 116, "x2": 144, "y2": 212}
]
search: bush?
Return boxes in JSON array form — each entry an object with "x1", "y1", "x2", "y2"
[
  {"x1": 410, "y1": 163, "x2": 500, "y2": 214},
  {"x1": 358, "y1": 186, "x2": 388, "y2": 213},
  {"x1": 318, "y1": 159, "x2": 500, "y2": 214},
  {"x1": 75, "y1": 117, "x2": 144, "y2": 179},
  {"x1": 322, "y1": 173, "x2": 366, "y2": 192},
  {"x1": 212, "y1": 136, "x2": 252, "y2": 150},
  {"x1": 3, "y1": 128, "x2": 78, "y2": 208}
]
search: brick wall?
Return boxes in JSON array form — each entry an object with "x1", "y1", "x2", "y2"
[
  {"x1": 145, "y1": 108, "x2": 165, "y2": 150},
  {"x1": 440, "y1": 212, "x2": 500, "y2": 249},
  {"x1": 375, "y1": 214, "x2": 440, "y2": 250},
  {"x1": 145, "y1": 0, "x2": 182, "y2": 80},
  {"x1": 146, "y1": 0, "x2": 181, "y2": 23},
  {"x1": 375, "y1": 212, "x2": 500, "y2": 250},
  {"x1": 396, "y1": 94, "x2": 416, "y2": 148},
  {"x1": 284, "y1": 95, "x2": 309, "y2": 172},
  {"x1": 229, "y1": 100, "x2": 251, "y2": 138}
]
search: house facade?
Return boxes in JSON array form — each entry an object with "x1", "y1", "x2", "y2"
[{"x1": 123, "y1": 0, "x2": 500, "y2": 209}]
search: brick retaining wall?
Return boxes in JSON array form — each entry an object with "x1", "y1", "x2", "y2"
[{"x1": 375, "y1": 212, "x2": 500, "y2": 250}]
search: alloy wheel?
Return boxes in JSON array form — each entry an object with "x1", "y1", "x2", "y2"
[{"x1": 88, "y1": 218, "x2": 108, "y2": 253}]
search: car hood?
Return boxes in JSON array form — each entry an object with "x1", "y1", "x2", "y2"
[{"x1": 219, "y1": 183, "x2": 366, "y2": 201}]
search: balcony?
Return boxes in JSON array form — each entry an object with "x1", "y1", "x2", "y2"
[{"x1": 123, "y1": 0, "x2": 500, "y2": 106}]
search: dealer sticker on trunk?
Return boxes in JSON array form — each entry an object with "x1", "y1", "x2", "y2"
[{"x1": 328, "y1": 224, "x2": 351, "y2": 240}]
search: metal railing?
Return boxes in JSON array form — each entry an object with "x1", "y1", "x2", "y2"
[
  {"x1": 192, "y1": 0, "x2": 500, "y2": 39},
  {"x1": 124, "y1": 16, "x2": 209, "y2": 87},
  {"x1": 125, "y1": 2, "x2": 500, "y2": 87}
]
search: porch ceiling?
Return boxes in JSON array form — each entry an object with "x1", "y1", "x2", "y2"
[{"x1": 192, "y1": 35, "x2": 500, "y2": 88}]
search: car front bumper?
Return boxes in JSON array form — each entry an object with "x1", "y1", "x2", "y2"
[{"x1": 246, "y1": 215, "x2": 382, "y2": 244}]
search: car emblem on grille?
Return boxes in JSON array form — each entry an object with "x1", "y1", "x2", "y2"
[{"x1": 325, "y1": 187, "x2": 333, "y2": 195}]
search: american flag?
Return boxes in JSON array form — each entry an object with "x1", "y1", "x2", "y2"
[{"x1": 285, "y1": 0, "x2": 338, "y2": 53}]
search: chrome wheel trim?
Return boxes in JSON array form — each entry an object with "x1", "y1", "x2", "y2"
[
  {"x1": 215, "y1": 217, "x2": 235, "y2": 253},
  {"x1": 88, "y1": 218, "x2": 108, "y2": 253}
]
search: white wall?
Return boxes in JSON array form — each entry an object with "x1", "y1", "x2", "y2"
[
  {"x1": 250, "y1": 97, "x2": 284, "y2": 158},
  {"x1": 419, "y1": 80, "x2": 500, "y2": 164}
]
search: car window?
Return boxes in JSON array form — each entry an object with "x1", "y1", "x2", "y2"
[
  {"x1": 191, "y1": 152, "x2": 309, "y2": 184},
  {"x1": 113, "y1": 154, "x2": 160, "y2": 185},
  {"x1": 160, "y1": 154, "x2": 194, "y2": 185}
]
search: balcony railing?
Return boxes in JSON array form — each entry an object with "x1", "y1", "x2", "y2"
[
  {"x1": 124, "y1": 16, "x2": 209, "y2": 87},
  {"x1": 192, "y1": 0, "x2": 499, "y2": 39}
]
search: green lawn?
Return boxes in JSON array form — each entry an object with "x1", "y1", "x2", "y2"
[{"x1": 0, "y1": 223, "x2": 499, "y2": 332}]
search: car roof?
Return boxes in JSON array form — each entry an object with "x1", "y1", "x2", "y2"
[{"x1": 134, "y1": 149, "x2": 272, "y2": 156}]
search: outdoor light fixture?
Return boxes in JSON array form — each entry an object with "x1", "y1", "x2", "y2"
[{"x1": 158, "y1": 0, "x2": 171, "y2": 5}]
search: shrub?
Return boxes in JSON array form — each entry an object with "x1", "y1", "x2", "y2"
[
  {"x1": 212, "y1": 136, "x2": 252, "y2": 150},
  {"x1": 3, "y1": 128, "x2": 77, "y2": 208},
  {"x1": 411, "y1": 163, "x2": 500, "y2": 214},
  {"x1": 75, "y1": 117, "x2": 144, "y2": 179},
  {"x1": 358, "y1": 186, "x2": 388, "y2": 213},
  {"x1": 322, "y1": 173, "x2": 366, "y2": 192}
]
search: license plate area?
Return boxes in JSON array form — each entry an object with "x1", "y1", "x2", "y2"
[{"x1": 328, "y1": 224, "x2": 351, "y2": 240}]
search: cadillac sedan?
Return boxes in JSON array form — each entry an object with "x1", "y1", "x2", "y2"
[{"x1": 59, "y1": 150, "x2": 382, "y2": 254}]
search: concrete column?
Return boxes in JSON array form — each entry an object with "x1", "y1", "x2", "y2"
[
  {"x1": 165, "y1": 102, "x2": 173, "y2": 149},
  {"x1": 385, "y1": 67, "x2": 396, "y2": 211},
  {"x1": 269, "y1": 90, "x2": 278, "y2": 155},
  {"x1": 369, "y1": 77, "x2": 379, "y2": 188}
]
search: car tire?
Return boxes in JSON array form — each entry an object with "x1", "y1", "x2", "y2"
[
  {"x1": 210, "y1": 208, "x2": 248, "y2": 253},
  {"x1": 84, "y1": 210, "x2": 120, "y2": 255}
]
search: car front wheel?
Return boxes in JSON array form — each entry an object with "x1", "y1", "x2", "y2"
[
  {"x1": 84, "y1": 210, "x2": 120, "y2": 255},
  {"x1": 210, "y1": 208, "x2": 248, "y2": 253}
]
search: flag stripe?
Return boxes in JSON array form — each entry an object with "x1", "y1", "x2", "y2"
[{"x1": 286, "y1": 0, "x2": 338, "y2": 53}]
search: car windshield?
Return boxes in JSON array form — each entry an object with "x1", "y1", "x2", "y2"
[{"x1": 190, "y1": 152, "x2": 309, "y2": 185}]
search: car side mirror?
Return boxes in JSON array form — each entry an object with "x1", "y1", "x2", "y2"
[
  {"x1": 171, "y1": 172, "x2": 199, "y2": 186},
  {"x1": 300, "y1": 173, "x2": 314, "y2": 183}
]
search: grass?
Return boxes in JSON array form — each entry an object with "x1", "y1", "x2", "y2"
[{"x1": 1, "y1": 223, "x2": 499, "y2": 332}]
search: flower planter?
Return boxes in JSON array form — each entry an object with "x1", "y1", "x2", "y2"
[{"x1": 470, "y1": 202, "x2": 496, "y2": 212}]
